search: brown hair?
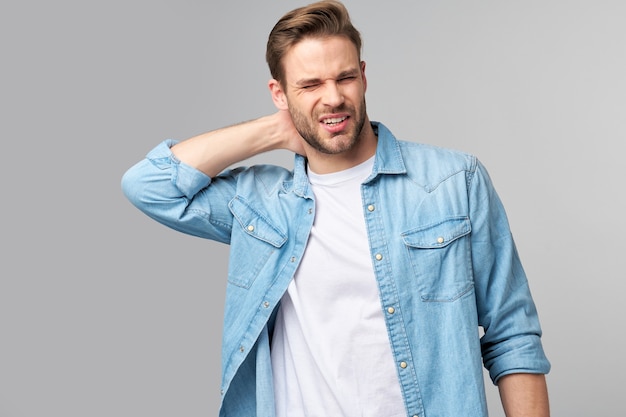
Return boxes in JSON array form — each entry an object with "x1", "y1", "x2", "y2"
[{"x1": 266, "y1": 0, "x2": 362, "y2": 85}]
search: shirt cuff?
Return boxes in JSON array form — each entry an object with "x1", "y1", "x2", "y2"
[{"x1": 146, "y1": 139, "x2": 212, "y2": 199}]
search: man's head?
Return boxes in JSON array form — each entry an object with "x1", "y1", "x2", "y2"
[
  {"x1": 267, "y1": 1, "x2": 376, "y2": 173},
  {"x1": 266, "y1": 0, "x2": 362, "y2": 87}
]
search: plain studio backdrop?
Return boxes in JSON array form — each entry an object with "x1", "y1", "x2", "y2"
[{"x1": 1, "y1": 1, "x2": 624, "y2": 416}]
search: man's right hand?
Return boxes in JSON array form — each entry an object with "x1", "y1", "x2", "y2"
[{"x1": 272, "y1": 109, "x2": 307, "y2": 157}]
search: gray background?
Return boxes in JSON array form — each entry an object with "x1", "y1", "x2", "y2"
[{"x1": 2, "y1": 0, "x2": 624, "y2": 416}]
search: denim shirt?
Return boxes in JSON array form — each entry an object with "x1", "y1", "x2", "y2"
[{"x1": 122, "y1": 122, "x2": 550, "y2": 417}]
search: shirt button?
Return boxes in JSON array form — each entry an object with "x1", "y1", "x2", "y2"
[
  {"x1": 367, "y1": 204, "x2": 375, "y2": 212},
  {"x1": 247, "y1": 225, "x2": 254, "y2": 232},
  {"x1": 400, "y1": 361, "x2": 408, "y2": 369},
  {"x1": 263, "y1": 301, "x2": 270, "y2": 308},
  {"x1": 437, "y1": 236, "x2": 444, "y2": 244},
  {"x1": 387, "y1": 307, "x2": 395, "y2": 314},
  {"x1": 375, "y1": 253, "x2": 383, "y2": 261}
]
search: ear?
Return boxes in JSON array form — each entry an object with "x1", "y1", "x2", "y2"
[
  {"x1": 269, "y1": 79, "x2": 289, "y2": 110},
  {"x1": 360, "y1": 61, "x2": 367, "y2": 93}
]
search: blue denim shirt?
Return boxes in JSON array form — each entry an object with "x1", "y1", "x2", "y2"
[{"x1": 122, "y1": 122, "x2": 550, "y2": 417}]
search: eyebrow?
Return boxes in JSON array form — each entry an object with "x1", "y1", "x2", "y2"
[{"x1": 294, "y1": 68, "x2": 360, "y2": 87}]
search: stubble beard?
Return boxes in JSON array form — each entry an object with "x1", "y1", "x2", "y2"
[{"x1": 288, "y1": 99, "x2": 367, "y2": 155}]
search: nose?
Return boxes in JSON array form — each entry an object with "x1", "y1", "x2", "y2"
[{"x1": 322, "y1": 81, "x2": 344, "y2": 107}]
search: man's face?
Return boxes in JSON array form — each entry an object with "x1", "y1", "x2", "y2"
[{"x1": 280, "y1": 36, "x2": 368, "y2": 156}]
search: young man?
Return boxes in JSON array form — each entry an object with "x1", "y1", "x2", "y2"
[{"x1": 122, "y1": 1, "x2": 551, "y2": 416}]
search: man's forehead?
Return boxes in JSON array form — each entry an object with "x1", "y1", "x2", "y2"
[
  {"x1": 282, "y1": 36, "x2": 361, "y2": 82},
  {"x1": 285, "y1": 35, "x2": 359, "y2": 60}
]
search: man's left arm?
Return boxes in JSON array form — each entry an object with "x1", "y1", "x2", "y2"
[
  {"x1": 466, "y1": 160, "x2": 551, "y2": 413},
  {"x1": 498, "y1": 373, "x2": 550, "y2": 417}
]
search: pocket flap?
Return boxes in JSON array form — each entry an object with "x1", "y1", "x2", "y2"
[
  {"x1": 402, "y1": 217, "x2": 471, "y2": 249},
  {"x1": 229, "y1": 197, "x2": 287, "y2": 248}
]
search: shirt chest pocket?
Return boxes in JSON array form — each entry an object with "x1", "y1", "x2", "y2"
[
  {"x1": 401, "y1": 216, "x2": 473, "y2": 302},
  {"x1": 228, "y1": 197, "x2": 287, "y2": 289}
]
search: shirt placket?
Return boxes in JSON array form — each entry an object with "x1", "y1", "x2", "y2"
[{"x1": 361, "y1": 181, "x2": 425, "y2": 417}]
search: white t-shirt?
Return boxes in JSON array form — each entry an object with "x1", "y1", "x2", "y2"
[{"x1": 271, "y1": 157, "x2": 406, "y2": 417}]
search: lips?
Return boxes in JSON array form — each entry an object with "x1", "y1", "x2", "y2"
[
  {"x1": 322, "y1": 116, "x2": 347, "y2": 126},
  {"x1": 319, "y1": 114, "x2": 350, "y2": 133}
]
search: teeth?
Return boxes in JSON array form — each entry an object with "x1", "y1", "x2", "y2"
[{"x1": 323, "y1": 116, "x2": 347, "y2": 125}]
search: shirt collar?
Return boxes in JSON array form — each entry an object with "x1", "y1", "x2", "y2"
[{"x1": 368, "y1": 121, "x2": 407, "y2": 179}]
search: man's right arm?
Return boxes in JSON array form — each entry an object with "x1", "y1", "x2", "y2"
[
  {"x1": 121, "y1": 110, "x2": 304, "y2": 242},
  {"x1": 171, "y1": 110, "x2": 305, "y2": 178}
]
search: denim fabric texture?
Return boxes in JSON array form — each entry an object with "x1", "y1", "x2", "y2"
[{"x1": 122, "y1": 122, "x2": 550, "y2": 417}]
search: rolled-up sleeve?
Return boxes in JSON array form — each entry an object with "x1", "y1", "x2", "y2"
[
  {"x1": 469, "y1": 160, "x2": 551, "y2": 384},
  {"x1": 121, "y1": 140, "x2": 236, "y2": 244}
]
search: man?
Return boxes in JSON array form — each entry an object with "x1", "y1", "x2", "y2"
[{"x1": 122, "y1": 1, "x2": 551, "y2": 416}]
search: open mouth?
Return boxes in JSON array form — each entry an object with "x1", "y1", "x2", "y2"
[
  {"x1": 319, "y1": 114, "x2": 351, "y2": 134},
  {"x1": 322, "y1": 116, "x2": 348, "y2": 127}
]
